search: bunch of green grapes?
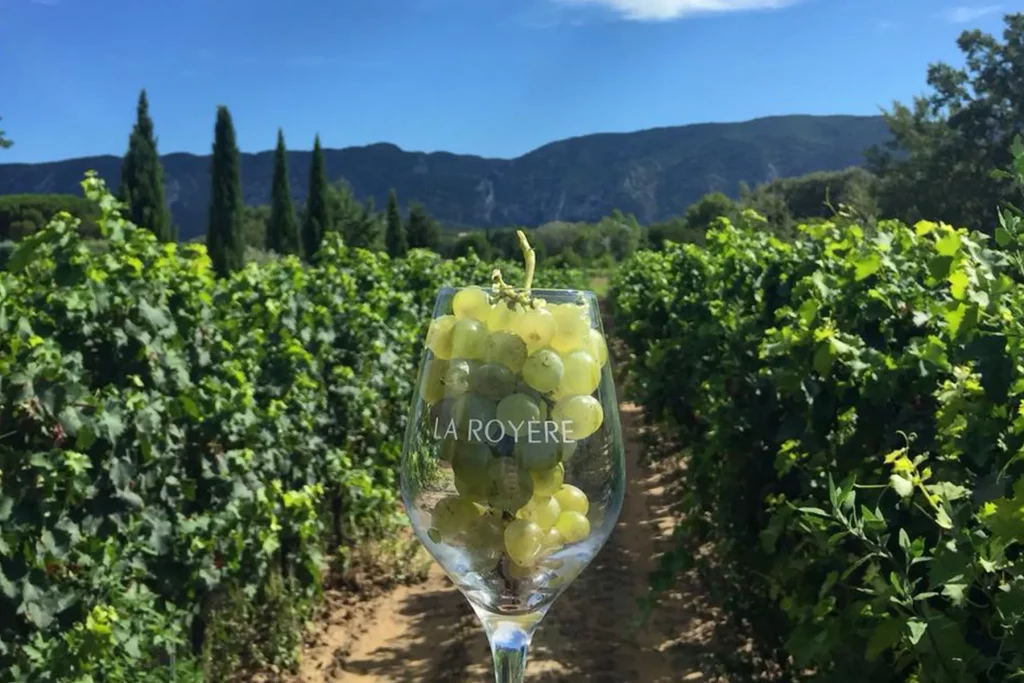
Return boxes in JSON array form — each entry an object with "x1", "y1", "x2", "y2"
[{"x1": 421, "y1": 285, "x2": 608, "y2": 570}]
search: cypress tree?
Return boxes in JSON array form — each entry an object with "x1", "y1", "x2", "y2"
[
  {"x1": 302, "y1": 135, "x2": 331, "y2": 261},
  {"x1": 206, "y1": 106, "x2": 245, "y2": 277},
  {"x1": 120, "y1": 90, "x2": 173, "y2": 241},
  {"x1": 384, "y1": 189, "x2": 408, "y2": 257},
  {"x1": 266, "y1": 129, "x2": 299, "y2": 255},
  {"x1": 407, "y1": 202, "x2": 441, "y2": 251}
]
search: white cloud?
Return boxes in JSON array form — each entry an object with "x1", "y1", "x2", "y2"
[
  {"x1": 941, "y1": 5, "x2": 1001, "y2": 23},
  {"x1": 554, "y1": 0, "x2": 801, "y2": 21}
]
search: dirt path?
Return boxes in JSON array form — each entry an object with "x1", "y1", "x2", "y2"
[{"x1": 285, "y1": 397, "x2": 738, "y2": 683}]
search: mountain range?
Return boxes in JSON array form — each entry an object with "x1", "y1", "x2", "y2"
[{"x1": 0, "y1": 114, "x2": 891, "y2": 241}]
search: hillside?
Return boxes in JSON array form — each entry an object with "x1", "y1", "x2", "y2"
[{"x1": 0, "y1": 114, "x2": 890, "y2": 241}]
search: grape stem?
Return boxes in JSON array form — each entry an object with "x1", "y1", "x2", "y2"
[
  {"x1": 516, "y1": 230, "x2": 536, "y2": 294},
  {"x1": 491, "y1": 231, "x2": 539, "y2": 309}
]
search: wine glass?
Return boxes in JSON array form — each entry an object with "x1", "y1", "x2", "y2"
[{"x1": 400, "y1": 283, "x2": 626, "y2": 683}]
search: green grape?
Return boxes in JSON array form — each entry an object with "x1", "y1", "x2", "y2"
[
  {"x1": 556, "y1": 349, "x2": 600, "y2": 398},
  {"x1": 522, "y1": 348, "x2": 564, "y2": 394},
  {"x1": 431, "y1": 496, "x2": 482, "y2": 540},
  {"x1": 516, "y1": 495, "x2": 561, "y2": 530},
  {"x1": 531, "y1": 462, "x2": 565, "y2": 496},
  {"x1": 515, "y1": 439, "x2": 559, "y2": 472},
  {"x1": 554, "y1": 511, "x2": 591, "y2": 544},
  {"x1": 550, "y1": 304, "x2": 590, "y2": 354},
  {"x1": 496, "y1": 393, "x2": 543, "y2": 438},
  {"x1": 455, "y1": 473, "x2": 489, "y2": 502},
  {"x1": 513, "y1": 382, "x2": 550, "y2": 421},
  {"x1": 542, "y1": 527, "x2": 564, "y2": 553},
  {"x1": 426, "y1": 315, "x2": 457, "y2": 359},
  {"x1": 486, "y1": 457, "x2": 534, "y2": 512},
  {"x1": 553, "y1": 484, "x2": 589, "y2": 515},
  {"x1": 421, "y1": 359, "x2": 449, "y2": 406},
  {"x1": 469, "y1": 363, "x2": 517, "y2": 401},
  {"x1": 485, "y1": 331, "x2": 528, "y2": 373},
  {"x1": 453, "y1": 393, "x2": 498, "y2": 443},
  {"x1": 588, "y1": 329, "x2": 609, "y2": 368},
  {"x1": 489, "y1": 300, "x2": 527, "y2": 331},
  {"x1": 451, "y1": 441, "x2": 494, "y2": 484},
  {"x1": 451, "y1": 319, "x2": 488, "y2": 361},
  {"x1": 453, "y1": 286, "x2": 491, "y2": 321},
  {"x1": 510, "y1": 307, "x2": 557, "y2": 352},
  {"x1": 504, "y1": 519, "x2": 544, "y2": 567},
  {"x1": 443, "y1": 359, "x2": 477, "y2": 398},
  {"x1": 465, "y1": 511, "x2": 504, "y2": 568},
  {"x1": 552, "y1": 395, "x2": 604, "y2": 441}
]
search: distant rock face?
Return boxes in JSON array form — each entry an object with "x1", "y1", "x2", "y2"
[{"x1": 0, "y1": 114, "x2": 891, "y2": 241}]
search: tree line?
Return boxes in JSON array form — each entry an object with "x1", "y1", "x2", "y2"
[{"x1": 120, "y1": 96, "x2": 443, "y2": 277}]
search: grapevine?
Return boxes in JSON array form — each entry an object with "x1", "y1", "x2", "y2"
[{"x1": 609, "y1": 147, "x2": 1024, "y2": 681}]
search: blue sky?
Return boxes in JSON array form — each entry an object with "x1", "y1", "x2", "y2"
[{"x1": 0, "y1": 0, "x2": 1012, "y2": 163}]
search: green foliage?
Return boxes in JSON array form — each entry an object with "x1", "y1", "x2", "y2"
[
  {"x1": 529, "y1": 211, "x2": 642, "y2": 265},
  {"x1": 611, "y1": 142, "x2": 1024, "y2": 681},
  {"x1": 453, "y1": 232, "x2": 491, "y2": 259},
  {"x1": 0, "y1": 241, "x2": 14, "y2": 269},
  {"x1": 682, "y1": 192, "x2": 738, "y2": 232},
  {"x1": 644, "y1": 218, "x2": 705, "y2": 250},
  {"x1": 991, "y1": 137, "x2": 1024, "y2": 277},
  {"x1": 347, "y1": 196, "x2": 382, "y2": 251},
  {"x1": 302, "y1": 136, "x2": 331, "y2": 261},
  {"x1": 0, "y1": 173, "x2": 587, "y2": 681},
  {"x1": 741, "y1": 167, "x2": 878, "y2": 232},
  {"x1": 241, "y1": 205, "x2": 270, "y2": 250},
  {"x1": 545, "y1": 245, "x2": 583, "y2": 269},
  {"x1": 385, "y1": 189, "x2": 408, "y2": 258},
  {"x1": 406, "y1": 202, "x2": 440, "y2": 252},
  {"x1": 485, "y1": 228, "x2": 548, "y2": 264},
  {"x1": 323, "y1": 180, "x2": 361, "y2": 240},
  {"x1": 486, "y1": 229, "x2": 523, "y2": 260},
  {"x1": 120, "y1": 90, "x2": 173, "y2": 243},
  {"x1": 206, "y1": 107, "x2": 245, "y2": 277},
  {"x1": 645, "y1": 192, "x2": 739, "y2": 250},
  {"x1": 266, "y1": 129, "x2": 299, "y2": 256},
  {"x1": 869, "y1": 12, "x2": 1023, "y2": 232},
  {"x1": 0, "y1": 195, "x2": 100, "y2": 242}
]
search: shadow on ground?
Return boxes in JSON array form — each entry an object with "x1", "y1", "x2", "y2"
[{"x1": 335, "y1": 585, "x2": 482, "y2": 682}]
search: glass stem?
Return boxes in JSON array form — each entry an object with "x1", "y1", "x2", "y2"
[{"x1": 487, "y1": 622, "x2": 532, "y2": 683}]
